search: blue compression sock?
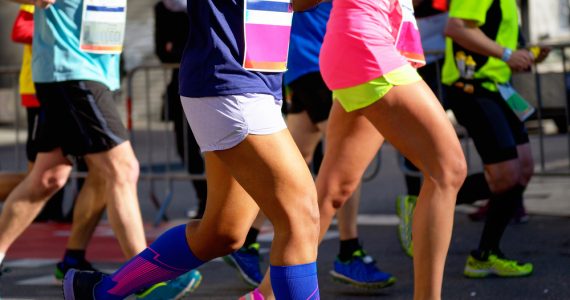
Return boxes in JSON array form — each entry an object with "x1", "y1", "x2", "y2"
[
  {"x1": 95, "y1": 224, "x2": 205, "y2": 299},
  {"x1": 270, "y1": 262, "x2": 320, "y2": 300}
]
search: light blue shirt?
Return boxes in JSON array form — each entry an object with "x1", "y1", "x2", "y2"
[{"x1": 32, "y1": 0, "x2": 121, "y2": 91}]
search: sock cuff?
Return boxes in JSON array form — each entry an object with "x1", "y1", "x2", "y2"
[
  {"x1": 148, "y1": 224, "x2": 205, "y2": 268},
  {"x1": 270, "y1": 262, "x2": 317, "y2": 279}
]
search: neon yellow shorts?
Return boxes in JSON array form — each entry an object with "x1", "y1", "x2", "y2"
[{"x1": 332, "y1": 64, "x2": 422, "y2": 112}]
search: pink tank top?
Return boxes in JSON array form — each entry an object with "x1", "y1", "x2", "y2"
[{"x1": 320, "y1": 0, "x2": 424, "y2": 90}]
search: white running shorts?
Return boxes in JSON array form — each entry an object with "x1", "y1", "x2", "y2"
[{"x1": 180, "y1": 93, "x2": 287, "y2": 152}]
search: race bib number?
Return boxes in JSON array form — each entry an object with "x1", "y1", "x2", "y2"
[
  {"x1": 242, "y1": 0, "x2": 293, "y2": 72},
  {"x1": 80, "y1": 0, "x2": 127, "y2": 54},
  {"x1": 390, "y1": 0, "x2": 426, "y2": 68}
]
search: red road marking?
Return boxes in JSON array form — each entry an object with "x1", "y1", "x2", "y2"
[{"x1": 7, "y1": 222, "x2": 178, "y2": 263}]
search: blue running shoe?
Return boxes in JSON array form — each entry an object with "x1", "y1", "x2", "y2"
[
  {"x1": 136, "y1": 270, "x2": 202, "y2": 300},
  {"x1": 330, "y1": 249, "x2": 396, "y2": 289},
  {"x1": 223, "y1": 242, "x2": 263, "y2": 286}
]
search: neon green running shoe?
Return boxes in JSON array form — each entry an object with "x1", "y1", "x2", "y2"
[
  {"x1": 135, "y1": 270, "x2": 203, "y2": 300},
  {"x1": 395, "y1": 195, "x2": 417, "y2": 258},
  {"x1": 463, "y1": 253, "x2": 533, "y2": 278}
]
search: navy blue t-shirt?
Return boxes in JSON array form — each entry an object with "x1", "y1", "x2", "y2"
[{"x1": 180, "y1": 0, "x2": 283, "y2": 99}]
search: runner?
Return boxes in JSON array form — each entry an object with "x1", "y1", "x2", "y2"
[
  {"x1": 237, "y1": 3, "x2": 395, "y2": 295},
  {"x1": 442, "y1": 0, "x2": 546, "y2": 278},
  {"x1": 64, "y1": 0, "x2": 322, "y2": 299}
]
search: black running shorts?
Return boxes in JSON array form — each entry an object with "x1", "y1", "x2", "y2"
[
  {"x1": 446, "y1": 85, "x2": 529, "y2": 164},
  {"x1": 26, "y1": 107, "x2": 41, "y2": 162},
  {"x1": 33, "y1": 80, "x2": 128, "y2": 156},
  {"x1": 288, "y1": 72, "x2": 333, "y2": 124}
]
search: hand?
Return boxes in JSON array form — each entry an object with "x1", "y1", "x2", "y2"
[
  {"x1": 533, "y1": 47, "x2": 551, "y2": 64},
  {"x1": 291, "y1": 0, "x2": 321, "y2": 11},
  {"x1": 506, "y1": 49, "x2": 534, "y2": 72},
  {"x1": 165, "y1": 42, "x2": 174, "y2": 53},
  {"x1": 35, "y1": 0, "x2": 55, "y2": 9}
]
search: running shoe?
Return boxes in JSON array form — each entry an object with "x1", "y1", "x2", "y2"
[
  {"x1": 62, "y1": 269, "x2": 105, "y2": 300},
  {"x1": 239, "y1": 288, "x2": 265, "y2": 300},
  {"x1": 395, "y1": 195, "x2": 417, "y2": 258},
  {"x1": 463, "y1": 252, "x2": 533, "y2": 278},
  {"x1": 55, "y1": 259, "x2": 99, "y2": 281},
  {"x1": 135, "y1": 270, "x2": 202, "y2": 300},
  {"x1": 63, "y1": 269, "x2": 202, "y2": 300},
  {"x1": 223, "y1": 242, "x2": 263, "y2": 286},
  {"x1": 330, "y1": 249, "x2": 396, "y2": 289}
]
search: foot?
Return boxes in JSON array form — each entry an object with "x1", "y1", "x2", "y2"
[
  {"x1": 62, "y1": 269, "x2": 106, "y2": 300},
  {"x1": 395, "y1": 195, "x2": 416, "y2": 257},
  {"x1": 223, "y1": 242, "x2": 263, "y2": 286},
  {"x1": 55, "y1": 259, "x2": 99, "y2": 281},
  {"x1": 239, "y1": 288, "x2": 265, "y2": 300},
  {"x1": 135, "y1": 270, "x2": 202, "y2": 300},
  {"x1": 464, "y1": 251, "x2": 533, "y2": 278},
  {"x1": 330, "y1": 249, "x2": 396, "y2": 289}
]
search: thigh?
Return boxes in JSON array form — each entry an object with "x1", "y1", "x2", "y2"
[
  {"x1": 212, "y1": 129, "x2": 317, "y2": 224},
  {"x1": 318, "y1": 101, "x2": 384, "y2": 189},
  {"x1": 360, "y1": 80, "x2": 464, "y2": 180}
]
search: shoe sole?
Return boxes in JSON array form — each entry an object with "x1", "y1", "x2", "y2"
[
  {"x1": 463, "y1": 267, "x2": 533, "y2": 278},
  {"x1": 222, "y1": 255, "x2": 260, "y2": 287},
  {"x1": 395, "y1": 196, "x2": 413, "y2": 258},
  {"x1": 62, "y1": 269, "x2": 77, "y2": 300},
  {"x1": 329, "y1": 270, "x2": 396, "y2": 289}
]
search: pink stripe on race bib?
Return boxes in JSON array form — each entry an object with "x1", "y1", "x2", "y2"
[{"x1": 244, "y1": 24, "x2": 291, "y2": 62}]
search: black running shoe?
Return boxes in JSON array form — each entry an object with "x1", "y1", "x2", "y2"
[{"x1": 62, "y1": 269, "x2": 106, "y2": 300}]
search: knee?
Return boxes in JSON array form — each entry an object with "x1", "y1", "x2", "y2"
[
  {"x1": 33, "y1": 170, "x2": 68, "y2": 199},
  {"x1": 487, "y1": 172, "x2": 521, "y2": 194},
  {"x1": 520, "y1": 160, "x2": 534, "y2": 186},
  {"x1": 425, "y1": 154, "x2": 467, "y2": 192},
  {"x1": 94, "y1": 156, "x2": 140, "y2": 186},
  {"x1": 319, "y1": 178, "x2": 359, "y2": 210}
]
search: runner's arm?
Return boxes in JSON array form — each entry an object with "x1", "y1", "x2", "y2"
[
  {"x1": 445, "y1": 17, "x2": 533, "y2": 72},
  {"x1": 291, "y1": 0, "x2": 321, "y2": 12}
]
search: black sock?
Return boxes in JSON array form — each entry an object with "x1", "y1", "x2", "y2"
[
  {"x1": 457, "y1": 173, "x2": 492, "y2": 205},
  {"x1": 478, "y1": 185, "x2": 524, "y2": 253},
  {"x1": 63, "y1": 249, "x2": 86, "y2": 265},
  {"x1": 338, "y1": 238, "x2": 361, "y2": 262},
  {"x1": 244, "y1": 227, "x2": 260, "y2": 248}
]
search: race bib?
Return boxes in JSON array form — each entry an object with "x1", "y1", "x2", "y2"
[
  {"x1": 242, "y1": 0, "x2": 293, "y2": 72},
  {"x1": 497, "y1": 83, "x2": 536, "y2": 121},
  {"x1": 79, "y1": 0, "x2": 127, "y2": 54},
  {"x1": 390, "y1": 0, "x2": 426, "y2": 68}
]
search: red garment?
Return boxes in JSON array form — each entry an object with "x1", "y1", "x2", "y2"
[
  {"x1": 432, "y1": 0, "x2": 448, "y2": 12},
  {"x1": 11, "y1": 9, "x2": 34, "y2": 45}
]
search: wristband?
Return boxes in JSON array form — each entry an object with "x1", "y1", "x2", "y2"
[{"x1": 501, "y1": 48, "x2": 513, "y2": 62}]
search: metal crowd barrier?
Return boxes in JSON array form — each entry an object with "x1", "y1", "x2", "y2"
[{"x1": 0, "y1": 66, "x2": 26, "y2": 172}]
